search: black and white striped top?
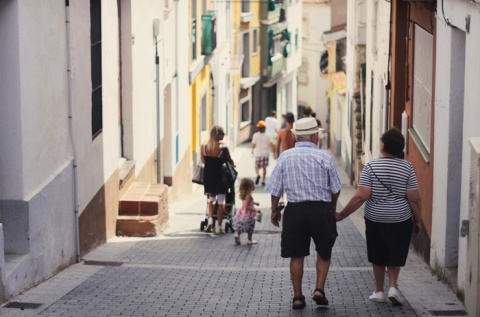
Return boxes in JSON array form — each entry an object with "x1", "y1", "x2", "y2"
[{"x1": 359, "y1": 157, "x2": 419, "y2": 223}]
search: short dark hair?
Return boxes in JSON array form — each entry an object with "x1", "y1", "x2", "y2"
[
  {"x1": 271, "y1": 110, "x2": 276, "y2": 116},
  {"x1": 285, "y1": 112, "x2": 294, "y2": 123},
  {"x1": 380, "y1": 128, "x2": 405, "y2": 157}
]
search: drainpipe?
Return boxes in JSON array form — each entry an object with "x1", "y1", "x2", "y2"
[
  {"x1": 65, "y1": 0, "x2": 81, "y2": 263},
  {"x1": 154, "y1": 29, "x2": 162, "y2": 184}
]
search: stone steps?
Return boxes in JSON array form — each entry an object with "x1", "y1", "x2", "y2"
[{"x1": 116, "y1": 182, "x2": 168, "y2": 237}]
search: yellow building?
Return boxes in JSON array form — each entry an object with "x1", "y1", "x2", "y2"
[
  {"x1": 189, "y1": 0, "x2": 215, "y2": 161},
  {"x1": 232, "y1": 0, "x2": 262, "y2": 143}
]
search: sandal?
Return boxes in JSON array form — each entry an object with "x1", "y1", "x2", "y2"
[
  {"x1": 312, "y1": 288, "x2": 329, "y2": 306},
  {"x1": 292, "y1": 295, "x2": 306, "y2": 310}
]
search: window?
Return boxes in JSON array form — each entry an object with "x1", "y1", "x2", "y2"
[
  {"x1": 295, "y1": 28, "x2": 299, "y2": 51},
  {"x1": 412, "y1": 24, "x2": 433, "y2": 152},
  {"x1": 242, "y1": 32, "x2": 250, "y2": 77},
  {"x1": 298, "y1": 58, "x2": 308, "y2": 85},
  {"x1": 90, "y1": 0, "x2": 102, "y2": 138},
  {"x1": 253, "y1": 29, "x2": 258, "y2": 54},
  {"x1": 192, "y1": 0, "x2": 197, "y2": 60},
  {"x1": 272, "y1": 35, "x2": 282, "y2": 56},
  {"x1": 302, "y1": 17, "x2": 308, "y2": 40},
  {"x1": 240, "y1": 96, "x2": 251, "y2": 124},
  {"x1": 242, "y1": 0, "x2": 249, "y2": 13},
  {"x1": 201, "y1": 94, "x2": 207, "y2": 131}
]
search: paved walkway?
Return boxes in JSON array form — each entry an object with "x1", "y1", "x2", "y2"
[{"x1": 0, "y1": 143, "x2": 467, "y2": 316}]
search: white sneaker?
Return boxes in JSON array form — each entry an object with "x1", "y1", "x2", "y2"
[
  {"x1": 247, "y1": 240, "x2": 257, "y2": 245},
  {"x1": 368, "y1": 291, "x2": 386, "y2": 303},
  {"x1": 388, "y1": 287, "x2": 403, "y2": 306}
]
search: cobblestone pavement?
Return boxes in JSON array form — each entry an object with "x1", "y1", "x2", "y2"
[{"x1": 0, "y1": 143, "x2": 467, "y2": 317}]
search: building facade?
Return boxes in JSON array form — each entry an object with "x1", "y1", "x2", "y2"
[{"x1": 0, "y1": 0, "x2": 190, "y2": 301}]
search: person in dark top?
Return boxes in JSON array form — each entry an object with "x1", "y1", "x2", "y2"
[{"x1": 201, "y1": 125, "x2": 235, "y2": 234}]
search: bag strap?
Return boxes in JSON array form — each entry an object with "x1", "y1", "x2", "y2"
[
  {"x1": 221, "y1": 147, "x2": 229, "y2": 161},
  {"x1": 370, "y1": 167, "x2": 393, "y2": 193}
]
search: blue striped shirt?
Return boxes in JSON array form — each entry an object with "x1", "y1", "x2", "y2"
[
  {"x1": 359, "y1": 157, "x2": 418, "y2": 223},
  {"x1": 265, "y1": 142, "x2": 342, "y2": 202}
]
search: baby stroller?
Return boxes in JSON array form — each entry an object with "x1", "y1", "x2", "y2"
[{"x1": 200, "y1": 186, "x2": 236, "y2": 233}]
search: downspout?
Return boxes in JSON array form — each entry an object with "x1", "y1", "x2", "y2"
[
  {"x1": 385, "y1": 0, "x2": 393, "y2": 130},
  {"x1": 65, "y1": 0, "x2": 81, "y2": 262},
  {"x1": 155, "y1": 33, "x2": 162, "y2": 184}
]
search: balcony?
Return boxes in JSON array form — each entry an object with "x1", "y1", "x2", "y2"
[
  {"x1": 265, "y1": 54, "x2": 285, "y2": 82},
  {"x1": 261, "y1": 0, "x2": 283, "y2": 24},
  {"x1": 241, "y1": 12, "x2": 255, "y2": 23},
  {"x1": 261, "y1": 23, "x2": 287, "y2": 81}
]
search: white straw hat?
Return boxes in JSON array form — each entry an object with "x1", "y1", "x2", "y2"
[{"x1": 291, "y1": 117, "x2": 319, "y2": 135}]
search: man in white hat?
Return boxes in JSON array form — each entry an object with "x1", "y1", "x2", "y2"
[{"x1": 265, "y1": 117, "x2": 342, "y2": 310}]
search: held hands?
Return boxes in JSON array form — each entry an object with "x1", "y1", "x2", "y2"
[{"x1": 334, "y1": 212, "x2": 343, "y2": 222}]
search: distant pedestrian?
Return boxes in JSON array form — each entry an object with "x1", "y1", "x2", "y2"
[
  {"x1": 265, "y1": 110, "x2": 279, "y2": 156},
  {"x1": 280, "y1": 113, "x2": 287, "y2": 129},
  {"x1": 302, "y1": 105, "x2": 313, "y2": 118},
  {"x1": 275, "y1": 112, "x2": 296, "y2": 159},
  {"x1": 232, "y1": 178, "x2": 261, "y2": 245},
  {"x1": 335, "y1": 127, "x2": 422, "y2": 305},
  {"x1": 311, "y1": 112, "x2": 324, "y2": 149},
  {"x1": 266, "y1": 117, "x2": 342, "y2": 310},
  {"x1": 252, "y1": 120, "x2": 272, "y2": 186}
]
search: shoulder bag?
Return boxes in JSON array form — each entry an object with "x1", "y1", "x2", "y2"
[{"x1": 221, "y1": 147, "x2": 238, "y2": 188}]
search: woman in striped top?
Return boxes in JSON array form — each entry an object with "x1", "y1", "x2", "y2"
[{"x1": 336, "y1": 128, "x2": 422, "y2": 306}]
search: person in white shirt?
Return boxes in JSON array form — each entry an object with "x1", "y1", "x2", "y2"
[
  {"x1": 252, "y1": 120, "x2": 273, "y2": 186},
  {"x1": 265, "y1": 110, "x2": 279, "y2": 157}
]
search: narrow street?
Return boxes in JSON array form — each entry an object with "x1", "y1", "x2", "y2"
[{"x1": 0, "y1": 143, "x2": 466, "y2": 317}]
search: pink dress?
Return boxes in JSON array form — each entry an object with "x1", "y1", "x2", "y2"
[{"x1": 232, "y1": 197, "x2": 256, "y2": 234}]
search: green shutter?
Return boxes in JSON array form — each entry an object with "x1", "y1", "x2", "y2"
[{"x1": 202, "y1": 11, "x2": 216, "y2": 55}]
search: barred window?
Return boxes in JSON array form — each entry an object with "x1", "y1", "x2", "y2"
[{"x1": 412, "y1": 24, "x2": 433, "y2": 152}]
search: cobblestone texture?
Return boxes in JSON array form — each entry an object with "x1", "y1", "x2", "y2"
[{"x1": 0, "y1": 143, "x2": 466, "y2": 317}]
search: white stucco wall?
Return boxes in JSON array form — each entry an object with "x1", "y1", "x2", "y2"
[
  {"x1": 431, "y1": 21, "x2": 464, "y2": 273},
  {"x1": 363, "y1": 0, "x2": 390, "y2": 162},
  {"x1": 0, "y1": 1, "x2": 23, "y2": 200},
  {"x1": 286, "y1": 1, "x2": 302, "y2": 74},
  {"x1": 209, "y1": 0, "x2": 232, "y2": 140},
  {"x1": 434, "y1": 0, "x2": 480, "y2": 297},
  {"x1": 0, "y1": 1, "x2": 77, "y2": 297},
  {"x1": 174, "y1": 0, "x2": 191, "y2": 163},
  {"x1": 299, "y1": 1, "x2": 330, "y2": 127},
  {"x1": 69, "y1": 1, "x2": 120, "y2": 213},
  {"x1": 130, "y1": 2, "x2": 163, "y2": 176},
  {"x1": 161, "y1": 0, "x2": 191, "y2": 177},
  {"x1": 18, "y1": 2, "x2": 71, "y2": 199}
]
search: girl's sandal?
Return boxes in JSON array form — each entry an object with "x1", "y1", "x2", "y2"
[{"x1": 292, "y1": 295, "x2": 306, "y2": 309}]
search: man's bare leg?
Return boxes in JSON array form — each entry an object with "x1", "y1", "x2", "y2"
[
  {"x1": 315, "y1": 254, "x2": 331, "y2": 291},
  {"x1": 290, "y1": 257, "x2": 305, "y2": 303}
]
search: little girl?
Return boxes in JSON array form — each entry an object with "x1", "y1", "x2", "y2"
[{"x1": 233, "y1": 178, "x2": 261, "y2": 245}]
